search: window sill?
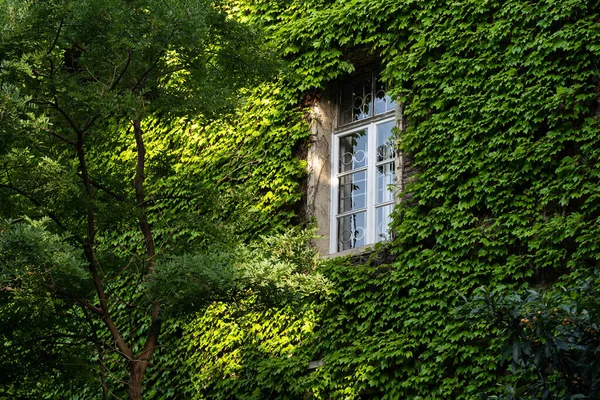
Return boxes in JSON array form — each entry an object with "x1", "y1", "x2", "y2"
[{"x1": 321, "y1": 244, "x2": 375, "y2": 259}]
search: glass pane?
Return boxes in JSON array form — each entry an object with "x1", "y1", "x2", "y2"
[
  {"x1": 338, "y1": 211, "x2": 366, "y2": 251},
  {"x1": 374, "y1": 77, "x2": 396, "y2": 115},
  {"x1": 376, "y1": 120, "x2": 395, "y2": 162},
  {"x1": 340, "y1": 77, "x2": 373, "y2": 125},
  {"x1": 339, "y1": 130, "x2": 368, "y2": 173},
  {"x1": 376, "y1": 162, "x2": 395, "y2": 204},
  {"x1": 339, "y1": 171, "x2": 367, "y2": 213},
  {"x1": 376, "y1": 204, "x2": 394, "y2": 242}
]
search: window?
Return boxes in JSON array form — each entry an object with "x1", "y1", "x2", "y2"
[{"x1": 330, "y1": 72, "x2": 396, "y2": 253}]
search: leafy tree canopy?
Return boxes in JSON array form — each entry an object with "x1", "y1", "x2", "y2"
[{"x1": 0, "y1": 0, "x2": 294, "y2": 397}]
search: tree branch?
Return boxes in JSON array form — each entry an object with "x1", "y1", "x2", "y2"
[
  {"x1": 53, "y1": 97, "x2": 82, "y2": 134},
  {"x1": 74, "y1": 130, "x2": 133, "y2": 360},
  {"x1": 133, "y1": 119, "x2": 156, "y2": 272},
  {"x1": 82, "y1": 307, "x2": 110, "y2": 400},
  {"x1": 41, "y1": 127, "x2": 75, "y2": 145},
  {"x1": 131, "y1": 118, "x2": 161, "y2": 380},
  {"x1": 139, "y1": 194, "x2": 206, "y2": 205},
  {"x1": 56, "y1": 291, "x2": 103, "y2": 315},
  {"x1": 132, "y1": 50, "x2": 165, "y2": 94},
  {"x1": 80, "y1": 113, "x2": 99, "y2": 135},
  {"x1": 110, "y1": 49, "x2": 132, "y2": 91},
  {"x1": 46, "y1": 19, "x2": 64, "y2": 56},
  {"x1": 75, "y1": 173, "x2": 125, "y2": 202}
]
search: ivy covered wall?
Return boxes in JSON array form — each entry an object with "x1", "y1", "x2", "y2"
[{"x1": 179, "y1": 0, "x2": 600, "y2": 399}]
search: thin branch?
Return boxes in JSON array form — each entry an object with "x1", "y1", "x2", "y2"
[
  {"x1": 40, "y1": 127, "x2": 75, "y2": 145},
  {"x1": 131, "y1": 50, "x2": 165, "y2": 93},
  {"x1": 110, "y1": 49, "x2": 133, "y2": 91},
  {"x1": 133, "y1": 119, "x2": 156, "y2": 272},
  {"x1": 56, "y1": 291, "x2": 103, "y2": 315},
  {"x1": 131, "y1": 118, "x2": 161, "y2": 381},
  {"x1": 48, "y1": 57, "x2": 55, "y2": 77},
  {"x1": 80, "y1": 113, "x2": 99, "y2": 135},
  {"x1": 75, "y1": 173, "x2": 125, "y2": 201},
  {"x1": 139, "y1": 301, "x2": 161, "y2": 365},
  {"x1": 46, "y1": 19, "x2": 64, "y2": 56},
  {"x1": 82, "y1": 307, "x2": 110, "y2": 400},
  {"x1": 74, "y1": 298, "x2": 103, "y2": 315},
  {"x1": 3, "y1": 162, "x2": 14, "y2": 191},
  {"x1": 24, "y1": 333, "x2": 97, "y2": 345},
  {"x1": 64, "y1": 40, "x2": 87, "y2": 53},
  {"x1": 53, "y1": 97, "x2": 82, "y2": 134},
  {"x1": 74, "y1": 130, "x2": 133, "y2": 361},
  {"x1": 139, "y1": 194, "x2": 205, "y2": 205},
  {"x1": 216, "y1": 159, "x2": 261, "y2": 187},
  {"x1": 81, "y1": 62, "x2": 103, "y2": 84}
]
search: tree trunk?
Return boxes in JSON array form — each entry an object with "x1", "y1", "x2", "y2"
[
  {"x1": 128, "y1": 119, "x2": 161, "y2": 400},
  {"x1": 129, "y1": 360, "x2": 146, "y2": 400}
]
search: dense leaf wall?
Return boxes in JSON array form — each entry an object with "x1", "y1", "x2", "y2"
[
  {"x1": 110, "y1": 84, "x2": 310, "y2": 248},
  {"x1": 182, "y1": 0, "x2": 600, "y2": 399}
]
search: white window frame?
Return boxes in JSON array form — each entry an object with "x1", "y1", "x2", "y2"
[{"x1": 329, "y1": 112, "x2": 396, "y2": 254}]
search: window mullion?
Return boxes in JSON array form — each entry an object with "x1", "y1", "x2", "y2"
[
  {"x1": 367, "y1": 122, "x2": 377, "y2": 245},
  {"x1": 371, "y1": 72, "x2": 376, "y2": 116}
]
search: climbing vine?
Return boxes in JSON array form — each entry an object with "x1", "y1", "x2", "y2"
[{"x1": 181, "y1": 0, "x2": 600, "y2": 399}]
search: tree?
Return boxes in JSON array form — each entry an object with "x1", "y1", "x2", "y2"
[{"x1": 0, "y1": 0, "x2": 275, "y2": 397}]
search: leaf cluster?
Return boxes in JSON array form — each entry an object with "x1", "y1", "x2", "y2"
[
  {"x1": 462, "y1": 278, "x2": 600, "y2": 400},
  {"x1": 0, "y1": 219, "x2": 95, "y2": 397},
  {"x1": 145, "y1": 227, "x2": 329, "y2": 316}
]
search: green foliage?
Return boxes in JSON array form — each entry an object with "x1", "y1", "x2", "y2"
[
  {"x1": 185, "y1": 301, "x2": 319, "y2": 399},
  {"x1": 0, "y1": 219, "x2": 89, "y2": 297},
  {"x1": 146, "y1": 227, "x2": 329, "y2": 315},
  {"x1": 461, "y1": 278, "x2": 600, "y2": 400},
  {"x1": 384, "y1": 1, "x2": 600, "y2": 395},
  {"x1": 3, "y1": 0, "x2": 600, "y2": 397},
  {"x1": 234, "y1": 226, "x2": 327, "y2": 300},
  {"x1": 147, "y1": 84, "x2": 311, "y2": 240},
  {"x1": 177, "y1": 0, "x2": 600, "y2": 398},
  {"x1": 106, "y1": 229, "x2": 328, "y2": 400},
  {"x1": 0, "y1": 220, "x2": 95, "y2": 398},
  {"x1": 0, "y1": 0, "x2": 302, "y2": 397},
  {"x1": 0, "y1": 225, "x2": 325, "y2": 399},
  {"x1": 182, "y1": 248, "x2": 503, "y2": 399}
]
